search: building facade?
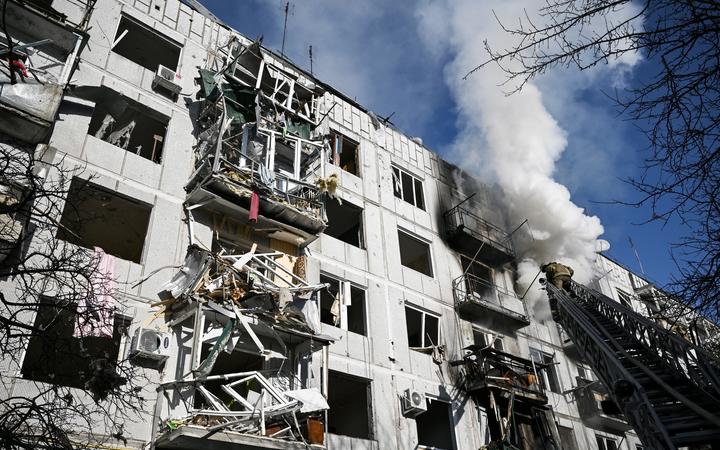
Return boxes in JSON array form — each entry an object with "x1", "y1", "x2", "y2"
[{"x1": 5, "y1": 0, "x2": 707, "y2": 449}]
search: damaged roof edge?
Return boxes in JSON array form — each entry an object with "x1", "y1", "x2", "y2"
[{"x1": 191, "y1": 1, "x2": 418, "y2": 146}]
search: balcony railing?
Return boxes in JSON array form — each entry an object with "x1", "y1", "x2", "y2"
[
  {"x1": 0, "y1": 0, "x2": 93, "y2": 143},
  {"x1": 453, "y1": 273, "x2": 529, "y2": 327},
  {"x1": 459, "y1": 347, "x2": 548, "y2": 404},
  {"x1": 444, "y1": 204, "x2": 514, "y2": 265}
]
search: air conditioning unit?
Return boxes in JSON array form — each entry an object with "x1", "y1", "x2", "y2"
[
  {"x1": 401, "y1": 388, "x2": 427, "y2": 417},
  {"x1": 152, "y1": 64, "x2": 182, "y2": 95},
  {"x1": 130, "y1": 327, "x2": 172, "y2": 361}
]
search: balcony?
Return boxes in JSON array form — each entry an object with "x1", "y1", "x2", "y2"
[
  {"x1": 575, "y1": 377, "x2": 632, "y2": 432},
  {"x1": 459, "y1": 347, "x2": 548, "y2": 405},
  {"x1": 0, "y1": 0, "x2": 89, "y2": 143},
  {"x1": 186, "y1": 126, "x2": 327, "y2": 247},
  {"x1": 444, "y1": 204, "x2": 514, "y2": 266},
  {"x1": 453, "y1": 273, "x2": 529, "y2": 328}
]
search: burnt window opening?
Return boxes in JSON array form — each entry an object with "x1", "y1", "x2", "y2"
[
  {"x1": 398, "y1": 230, "x2": 432, "y2": 277},
  {"x1": 324, "y1": 198, "x2": 363, "y2": 248},
  {"x1": 557, "y1": 426, "x2": 579, "y2": 450},
  {"x1": 319, "y1": 275, "x2": 367, "y2": 336},
  {"x1": 327, "y1": 371, "x2": 372, "y2": 439},
  {"x1": 392, "y1": 166, "x2": 424, "y2": 210},
  {"x1": 461, "y1": 256, "x2": 494, "y2": 298},
  {"x1": 530, "y1": 348, "x2": 562, "y2": 394},
  {"x1": 596, "y1": 435, "x2": 619, "y2": 450},
  {"x1": 405, "y1": 305, "x2": 439, "y2": 348},
  {"x1": 331, "y1": 132, "x2": 359, "y2": 175},
  {"x1": 472, "y1": 330, "x2": 503, "y2": 351},
  {"x1": 57, "y1": 178, "x2": 152, "y2": 263},
  {"x1": 21, "y1": 297, "x2": 129, "y2": 389},
  {"x1": 416, "y1": 398, "x2": 456, "y2": 450},
  {"x1": 87, "y1": 90, "x2": 169, "y2": 163},
  {"x1": 112, "y1": 15, "x2": 181, "y2": 72}
]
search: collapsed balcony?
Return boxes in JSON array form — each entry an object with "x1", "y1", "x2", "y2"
[
  {"x1": 444, "y1": 204, "x2": 515, "y2": 266},
  {"x1": 150, "y1": 246, "x2": 334, "y2": 449},
  {"x1": 187, "y1": 40, "x2": 330, "y2": 247},
  {"x1": 0, "y1": 0, "x2": 90, "y2": 143},
  {"x1": 453, "y1": 273, "x2": 530, "y2": 328},
  {"x1": 451, "y1": 347, "x2": 561, "y2": 448},
  {"x1": 574, "y1": 377, "x2": 632, "y2": 433}
]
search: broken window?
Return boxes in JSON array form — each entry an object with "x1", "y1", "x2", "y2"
[
  {"x1": 318, "y1": 275, "x2": 366, "y2": 336},
  {"x1": 405, "y1": 305, "x2": 440, "y2": 348},
  {"x1": 416, "y1": 398, "x2": 455, "y2": 450},
  {"x1": 112, "y1": 15, "x2": 182, "y2": 72},
  {"x1": 557, "y1": 426, "x2": 579, "y2": 450},
  {"x1": 596, "y1": 435, "x2": 618, "y2": 450},
  {"x1": 472, "y1": 329, "x2": 503, "y2": 351},
  {"x1": 398, "y1": 230, "x2": 433, "y2": 277},
  {"x1": 576, "y1": 363, "x2": 593, "y2": 381},
  {"x1": 530, "y1": 348, "x2": 562, "y2": 394},
  {"x1": 461, "y1": 256, "x2": 494, "y2": 298},
  {"x1": 327, "y1": 371, "x2": 372, "y2": 439},
  {"x1": 392, "y1": 166, "x2": 425, "y2": 210},
  {"x1": 87, "y1": 89, "x2": 169, "y2": 163},
  {"x1": 21, "y1": 297, "x2": 128, "y2": 389},
  {"x1": 330, "y1": 132, "x2": 359, "y2": 175},
  {"x1": 57, "y1": 178, "x2": 152, "y2": 263},
  {"x1": 194, "y1": 345, "x2": 264, "y2": 410},
  {"x1": 324, "y1": 198, "x2": 363, "y2": 248}
]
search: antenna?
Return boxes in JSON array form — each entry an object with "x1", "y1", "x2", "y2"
[
  {"x1": 308, "y1": 45, "x2": 313, "y2": 75},
  {"x1": 628, "y1": 235, "x2": 645, "y2": 275},
  {"x1": 281, "y1": 1, "x2": 290, "y2": 57}
]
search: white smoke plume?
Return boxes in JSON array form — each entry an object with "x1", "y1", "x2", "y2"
[{"x1": 416, "y1": 0, "x2": 638, "y2": 318}]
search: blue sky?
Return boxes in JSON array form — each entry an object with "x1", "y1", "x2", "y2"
[{"x1": 200, "y1": 0, "x2": 686, "y2": 287}]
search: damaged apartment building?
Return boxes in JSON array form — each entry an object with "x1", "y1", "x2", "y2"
[{"x1": 2, "y1": 0, "x2": 720, "y2": 449}]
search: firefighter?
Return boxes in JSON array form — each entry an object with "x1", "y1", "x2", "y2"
[{"x1": 541, "y1": 262, "x2": 574, "y2": 291}]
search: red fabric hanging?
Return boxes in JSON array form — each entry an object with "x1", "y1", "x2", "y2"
[{"x1": 249, "y1": 191, "x2": 260, "y2": 222}]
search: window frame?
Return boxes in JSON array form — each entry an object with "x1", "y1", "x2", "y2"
[
  {"x1": 596, "y1": 435, "x2": 619, "y2": 450},
  {"x1": 56, "y1": 178, "x2": 153, "y2": 263},
  {"x1": 20, "y1": 297, "x2": 130, "y2": 389},
  {"x1": 472, "y1": 327, "x2": 504, "y2": 351},
  {"x1": 323, "y1": 197, "x2": 365, "y2": 249},
  {"x1": 392, "y1": 166, "x2": 425, "y2": 210},
  {"x1": 397, "y1": 229, "x2": 433, "y2": 277},
  {"x1": 318, "y1": 274, "x2": 367, "y2": 336},
  {"x1": 326, "y1": 370, "x2": 374, "y2": 439},
  {"x1": 330, "y1": 131, "x2": 360, "y2": 176},
  {"x1": 405, "y1": 304, "x2": 441, "y2": 349},
  {"x1": 529, "y1": 348, "x2": 562, "y2": 394},
  {"x1": 111, "y1": 13, "x2": 183, "y2": 72}
]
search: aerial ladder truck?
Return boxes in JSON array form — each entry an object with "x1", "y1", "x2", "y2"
[{"x1": 545, "y1": 279, "x2": 720, "y2": 449}]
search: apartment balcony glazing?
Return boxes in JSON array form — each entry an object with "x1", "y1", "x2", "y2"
[
  {"x1": 444, "y1": 204, "x2": 514, "y2": 266},
  {"x1": 453, "y1": 273, "x2": 530, "y2": 327},
  {"x1": 0, "y1": 0, "x2": 90, "y2": 143},
  {"x1": 575, "y1": 377, "x2": 632, "y2": 432}
]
